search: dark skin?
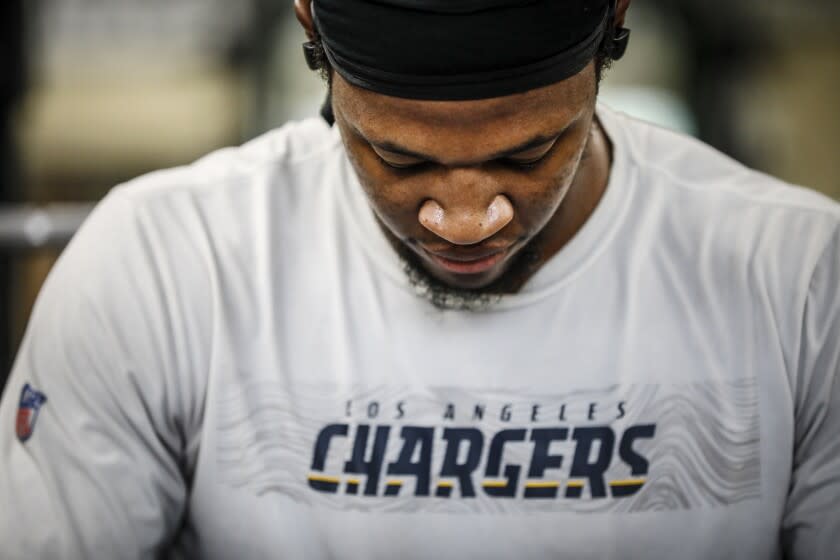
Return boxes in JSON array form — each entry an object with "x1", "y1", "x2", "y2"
[{"x1": 296, "y1": 0, "x2": 631, "y2": 293}]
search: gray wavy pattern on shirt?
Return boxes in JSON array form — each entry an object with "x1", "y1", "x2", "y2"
[
  {"x1": 602, "y1": 377, "x2": 761, "y2": 514},
  {"x1": 214, "y1": 376, "x2": 428, "y2": 504},
  {"x1": 213, "y1": 375, "x2": 760, "y2": 514}
]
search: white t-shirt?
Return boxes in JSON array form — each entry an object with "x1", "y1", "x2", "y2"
[{"x1": 1, "y1": 106, "x2": 839, "y2": 560}]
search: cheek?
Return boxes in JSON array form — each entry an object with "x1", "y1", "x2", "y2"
[
  {"x1": 367, "y1": 186, "x2": 425, "y2": 240},
  {"x1": 509, "y1": 176, "x2": 570, "y2": 234},
  {"x1": 508, "y1": 145, "x2": 583, "y2": 231},
  {"x1": 344, "y1": 149, "x2": 426, "y2": 239}
]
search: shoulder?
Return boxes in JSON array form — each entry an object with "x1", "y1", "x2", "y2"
[
  {"x1": 605, "y1": 105, "x2": 838, "y2": 343},
  {"x1": 604, "y1": 105, "x2": 840, "y2": 267},
  {"x1": 52, "y1": 117, "x2": 341, "y2": 331},
  {"x1": 17, "y1": 120, "x2": 342, "y2": 456},
  {"x1": 610, "y1": 106, "x2": 839, "y2": 218},
  {"x1": 75, "y1": 117, "x2": 342, "y2": 271},
  {"x1": 112, "y1": 117, "x2": 339, "y2": 207}
]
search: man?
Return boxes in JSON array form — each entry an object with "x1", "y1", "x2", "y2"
[{"x1": 1, "y1": 1, "x2": 838, "y2": 558}]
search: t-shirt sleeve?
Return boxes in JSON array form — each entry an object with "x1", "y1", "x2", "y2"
[
  {"x1": 0, "y1": 188, "x2": 210, "y2": 559},
  {"x1": 781, "y1": 227, "x2": 840, "y2": 559}
]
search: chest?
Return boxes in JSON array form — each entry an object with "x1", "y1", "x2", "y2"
[{"x1": 183, "y1": 283, "x2": 791, "y2": 559}]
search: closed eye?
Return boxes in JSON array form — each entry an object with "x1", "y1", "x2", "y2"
[
  {"x1": 501, "y1": 138, "x2": 559, "y2": 170},
  {"x1": 370, "y1": 133, "x2": 560, "y2": 171},
  {"x1": 371, "y1": 146, "x2": 426, "y2": 169}
]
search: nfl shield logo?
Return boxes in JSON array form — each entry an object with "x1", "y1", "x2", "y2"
[{"x1": 16, "y1": 383, "x2": 47, "y2": 443}]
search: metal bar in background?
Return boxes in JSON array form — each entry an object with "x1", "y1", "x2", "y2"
[{"x1": 0, "y1": 203, "x2": 94, "y2": 251}]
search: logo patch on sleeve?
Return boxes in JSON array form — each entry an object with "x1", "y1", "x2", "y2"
[{"x1": 16, "y1": 383, "x2": 48, "y2": 443}]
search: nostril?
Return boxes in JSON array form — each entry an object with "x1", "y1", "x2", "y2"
[
  {"x1": 487, "y1": 194, "x2": 514, "y2": 230},
  {"x1": 418, "y1": 199, "x2": 445, "y2": 230}
]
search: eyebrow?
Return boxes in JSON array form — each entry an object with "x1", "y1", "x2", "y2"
[{"x1": 369, "y1": 128, "x2": 568, "y2": 165}]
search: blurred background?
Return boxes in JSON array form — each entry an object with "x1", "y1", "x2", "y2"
[{"x1": 1, "y1": 0, "x2": 839, "y2": 390}]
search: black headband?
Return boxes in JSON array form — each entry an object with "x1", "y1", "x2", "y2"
[{"x1": 307, "y1": 0, "x2": 629, "y2": 101}]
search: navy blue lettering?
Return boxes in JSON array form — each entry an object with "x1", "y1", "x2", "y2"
[
  {"x1": 483, "y1": 429, "x2": 526, "y2": 498},
  {"x1": 610, "y1": 424, "x2": 655, "y2": 497},
  {"x1": 619, "y1": 424, "x2": 655, "y2": 476},
  {"x1": 343, "y1": 424, "x2": 390, "y2": 496},
  {"x1": 308, "y1": 423, "x2": 348, "y2": 493},
  {"x1": 500, "y1": 405, "x2": 512, "y2": 422},
  {"x1": 473, "y1": 404, "x2": 485, "y2": 421},
  {"x1": 525, "y1": 428, "x2": 568, "y2": 498},
  {"x1": 311, "y1": 423, "x2": 348, "y2": 471},
  {"x1": 443, "y1": 403, "x2": 456, "y2": 420},
  {"x1": 386, "y1": 426, "x2": 434, "y2": 496},
  {"x1": 439, "y1": 428, "x2": 484, "y2": 497},
  {"x1": 569, "y1": 426, "x2": 615, "y2": 498}
]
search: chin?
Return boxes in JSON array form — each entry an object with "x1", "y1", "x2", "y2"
[
  {"x1": 402, "y1": 240, "x2": 540, "y2": 298},
  {"x1": 427, "y1": 264, "x2": 509, "y2": 291}
]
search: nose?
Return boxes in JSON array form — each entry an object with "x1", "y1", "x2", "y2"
[{"x1": 418, "y1": 194, "x2": 514, "y2": 245}]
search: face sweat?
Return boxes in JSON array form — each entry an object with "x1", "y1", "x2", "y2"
[{"x1": 310, "y1": 0, "x2": 625, "y2": 101}]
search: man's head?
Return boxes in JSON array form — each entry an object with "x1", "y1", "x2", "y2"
[{"x1": 295, "y1": 0, "x2": 630, "y2": 304}]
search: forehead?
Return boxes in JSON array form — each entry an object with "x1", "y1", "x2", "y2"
[{"x1": 332, "y1": 67, "x2": 596, "y2": 157}]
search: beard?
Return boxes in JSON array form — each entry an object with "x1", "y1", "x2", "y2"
[{"x1": 394, "y1": 236, "x2": 544, "y2": 312}]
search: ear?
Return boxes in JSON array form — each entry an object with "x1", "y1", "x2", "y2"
[
  {"x1": 295, "y1": 0, "x2": 317, "y2": 40},
  {"x1": 614, "y1": 0, "x2": 631, "y2": 28}
]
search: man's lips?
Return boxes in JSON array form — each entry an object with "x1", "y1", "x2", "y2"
[{"x1": 420, "y1": 245, "x2": 511, "y2": 275}]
